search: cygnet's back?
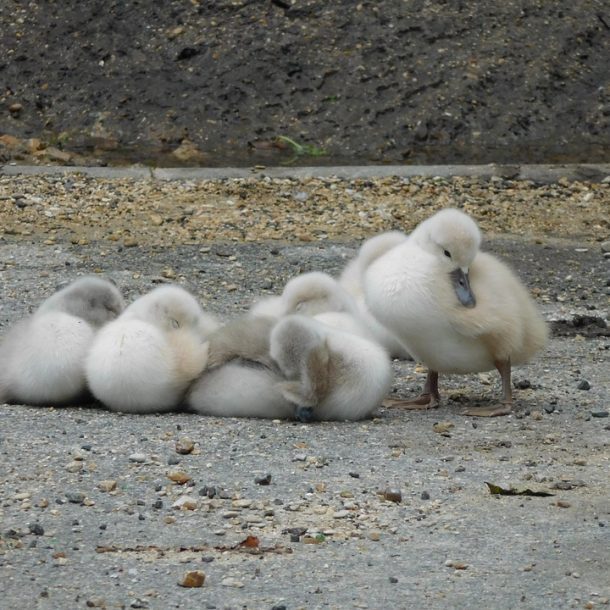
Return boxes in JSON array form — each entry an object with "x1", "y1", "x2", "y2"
[{"x1": 86, "y1": 285, "x2": 214, "y2": 413}]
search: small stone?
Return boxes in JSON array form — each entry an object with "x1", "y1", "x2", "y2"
[
  {"x1": 172, "y1": 496, "x2": 198, "y2": 510},
  {"x1": 368, "y1": 531, "x2": 381, "y2": 541},
  {"x1": 129, "y1": 453, "x2": 147, "y2": 463},
  {"x1": 514, "y1": 379, "x2": 531, "y2": 389},
  {"x1": 600, "y1": 240, "x2": 610, "y2": 253},
  {"x1": 161, "y1": 268, "x2": 176, "y2": 279},
  {"x1": 175, "y1": 438, "x2": 194, "y2": 455},
  {"x1": 123, "y1": 238, "x2": 139, "y2": 248},
  {"x1": 86, "y1": 597, "x2": 106, "y2": 607},
  {"x1": 9, "y1": 102, "x2": 23, "y2": 114},
  {"x1": 150, "y1": 214, "x2": 163, "y2": 226},
  {"x1": 98, "y1": 480, "x2": 117, "y2": 493},
  {"x1": 168, "y1": 470, "x2": 192, "y2": 484},
  {"x1": 179, "y1": 570, "x2": 205, "y2": 588},
  {"x1": 255, "y1": 474, "x2": 272, "y2": 485},
  {"x1": 577, "y1": 380, "x2": 591, "y2": 391},
  {"x1": 556, "y1": 500, "x2": 571, "y2": 508},
  {"x1": 383, "y1": 488, "x2": 402, "y2": 503},
  {"x1": 167, "y1": 455, "x2": 180, "y2": 465},
  {"x1": 65, "y1": 492, "x2": 85, "y2": 504},
  {"x1": 333, "y1": 510, "x2": 350, "y2": 519},
  {"x1": 591, "y1": 411, "x2": 609, "y2": 418},
  {"x1": 544, "y1": 404, "x2": 555, "y2": 414},
  {"x1": 445, "y1": 560, "x2": 468, "y2": 570},
  {"x1": 65, "y1": 461, "x2": 83, "y2": 473},
  {"x1": 531, "y1": 411, "x2": 543, "y2": 421},
  {"x1": 232, "y1": 499, "x2": 252, "y2": 508},
  {"x1": 433, "y1": 421, "x2": 454, "y2": 434},
  {"x1": 421, "y1": 491, "x2": 431, "y2": 500},
  {"x1": 349, "y1": 472, "x2": 360, "y2": 478},
  {"x1": 28, "y1": 523, "x2": 44, "y2": 536},
  {"x1": 221, "y1": 577, "x2": 245, "y2": 588},
  {"x1": 164, "y1": 516, "x2": 177, "y2": 524}
]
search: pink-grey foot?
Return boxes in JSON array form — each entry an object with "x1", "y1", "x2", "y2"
[
  {"x1": 384, "y1": 370, "x2": 441, "y2": 410},
  {"x1": 461, "y1": 359, "x2": 513, "y2": 417}
]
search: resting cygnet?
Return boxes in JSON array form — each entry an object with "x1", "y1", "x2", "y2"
[
  {"x1": 86, "y1": 285, "x2": 218, "y2": 414},
  {"x1": 187, "y1": 315, "x2": 295, "y2": 419},
  {"x1": 270, "y1": 314, "x2": 393, "y2": 421},
  {"x1": 250, "y1": 271, "x2": 376, "y2": 342},
  {"x1": 339, "y1": 231, "x2": 412, "y2": 359},
  {"x1": 0, "y1": 277, "x2": 124, "y2": 406},
  {"x1": 364, "y1": 208, "x2": 548, "y2": 417},
  {"x1": 250, "y1": 271, "x2": 359, "y2": 317}
]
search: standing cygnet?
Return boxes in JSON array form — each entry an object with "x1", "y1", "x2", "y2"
[
  {"x1": 269, "y1": 315, "x2": 393, "y2": 421},
  {"x1": 86, "y1": 285, "x2": 218, "y2": 414},
  {"x1": 187, "y1": 315, "x2": 294, "y2": 419},
  {"x1": 364, "y1": 208, "x2": 548, "y2": 417},
  {"x1": 339, "y1": 231, "x2": 412, "y2": 359},
  {"x1": 0, "y1": 277, "x2": 124, "y2": 406}
]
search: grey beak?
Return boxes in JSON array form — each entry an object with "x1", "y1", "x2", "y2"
[
  {"x1": 450, "y1": 268, "x2": 476, "y2": 308},
  {"x1": 295, "y1": 406, "x2": 315, "y2": 423}
]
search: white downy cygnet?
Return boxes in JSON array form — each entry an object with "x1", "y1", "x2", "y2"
[
  {"x1": 364, "y1": 208, "x2": 548, "y2": 417},
  {"x1": 187, "y1": 315, "x2": 295, "y2": 419},
  {"x1": 250, "y1": 271, "x2": 376, "y2": 342},
  {"x1": 0, "y1": 277, "x2": 124, "y2": 406},
  {"x1": 339, "y1": 231, "x2": 412, "y2": 359},
  {"x1": 250, "y1": 271, "x2": 358, "y2": 317},
  {"x1": 86, "y1": 285, "x2": 218, "y2": 414},
  {"x1": 269, "y1": 314, "x2": 393, "y2": 422}
]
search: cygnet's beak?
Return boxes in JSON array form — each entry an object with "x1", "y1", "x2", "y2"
[
  {"x1": 450, "y1": 267, "x2": 476, "y2": 308},
  {"x1": 295, "y1": 406, "x2": 315, "y2": 423}
]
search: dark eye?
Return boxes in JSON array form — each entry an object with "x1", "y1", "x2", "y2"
[{"x1": 443, "y1": 249, "x2": 452, "y2": 258}]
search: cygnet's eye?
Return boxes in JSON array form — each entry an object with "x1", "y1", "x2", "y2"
[
  {"x1": 295, "y1": 302, "x2": 303, "y2": 312},
  {"x1": 443, "y1": 249, "x2": 452, "y2": 259},
  {"x1": 170, "y1": 318, "x2": 180, "y2": 329}
]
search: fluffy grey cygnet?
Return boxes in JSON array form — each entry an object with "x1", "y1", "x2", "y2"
[
  {"x1": 269, "y1": 314, "x2": 393, "y2": 422},
  {"x1": 187, "y1": 315, "x2": 294, "y2": 419},
  {"x1": 0, "y1": 277, "x2": 124, "y2": 406}
]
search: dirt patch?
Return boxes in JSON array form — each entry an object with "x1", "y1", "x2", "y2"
[{"x1": 1, "y1": 0, "x2": 609, "y2": 166}]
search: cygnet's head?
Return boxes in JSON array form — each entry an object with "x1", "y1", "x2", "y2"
[
  {"x1": 282, "y1": 272, "x2": 355, "y2": 316},
  {"x1": 413, "y1": 208, "x2": 481, "y2": 307},
  {"x1": 38, "y1": 277, "x2": 125, "y2": 327},
  {"x1": 125, "y1": 285, "x2": 210, "y2": 333}
]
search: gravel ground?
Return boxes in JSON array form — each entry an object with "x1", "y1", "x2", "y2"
[{"x1": 0, "y1": 172, "x2": 609, "y2": 609}]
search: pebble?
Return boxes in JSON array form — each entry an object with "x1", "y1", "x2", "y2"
[
  {"x1": 175, "y1": 437, "x2": 195, "y2": 455},
  {"x1": 221, "y1": 577, "x2": 245, "y2": 588},
  {"x1": 333, "y1": 510, "x2": 350, "y2": 519},
  {"x1": 179, "y1": 570, "x2": 206, "y2": 588},
  {"x1": 531, "y1": 411, "x2": 543, "y2": 421},
  {"x1": 65, "y1": 461, "x2": 83, "y2": 473},
  {"x1": 382, "y1": 488, "x2": 402, "y2": 503},
  {"x1": 129, "y1": 453, "x2": 147, "y2": 463},
  {"x1": 577, "y1": 380, "x2": 591, "y2": 391},
  {"x1": 98, "y1": 480, "x2": 117, "y2": 493},
  {"x1": 389, "y1": 576, "x2": 399, "y2": 583},
  {"x1": 167, "y1": 470, "x2": 192, "y2": 484},
  {"x1": 591, "y1": 411, "x2": 609, "y2": 418},
  {"x1": 421, "y1": 491, "x2": 431, "y2": 500},
  {"x1": 255, "y1": 474, "x2": 272, "y2": 485},
  {"x1": 368, "y1": 531, "x2": 381, "y2": 541},
  {"x1": 65, "y1": 492, "x2": 85, "y2": 504},
  {"x1": 172, "y1": 496, "x2": 198, "y2": 510},
  {"x1": 28, "y1": 523, "x2": 44, "y2": 536},
  {"x1": 433, "y1": 421, "x2": 454, "y2": 434},
  {"x1": 232, "y1": 499, "x2": 252, "y2": 508}
]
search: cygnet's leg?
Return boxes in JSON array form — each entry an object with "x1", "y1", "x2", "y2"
[
  {"x1": 384, "y1": 370, "x2": 440, "y2": 410},
  {"x1": 461, "y1": 359, "x2": 512, "y2": 417}
]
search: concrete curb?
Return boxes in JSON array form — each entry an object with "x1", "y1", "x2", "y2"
[{"x1": 1, "y1": 163, "x2": 609, "y2": 182}]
